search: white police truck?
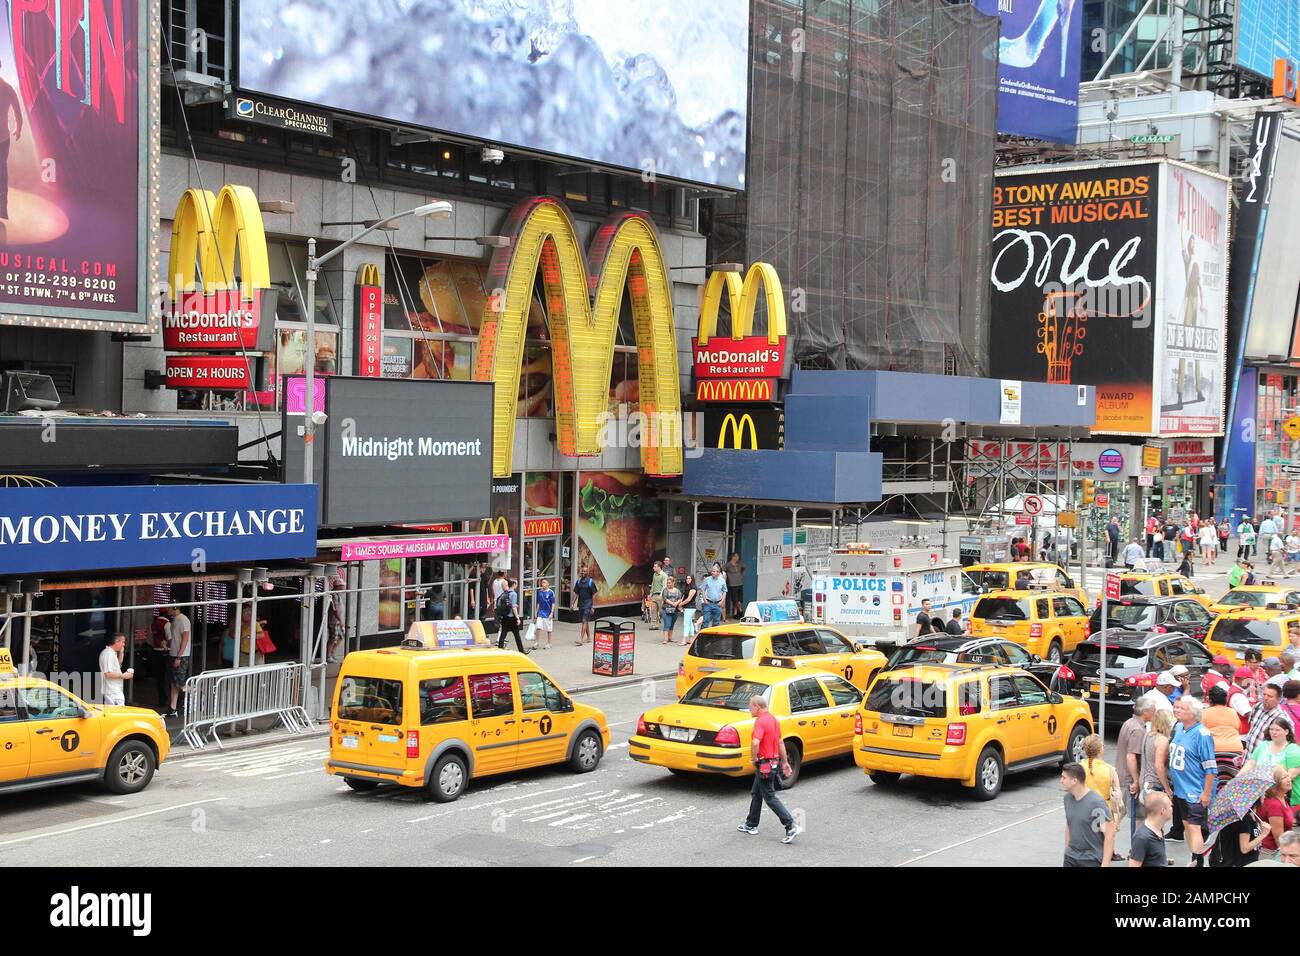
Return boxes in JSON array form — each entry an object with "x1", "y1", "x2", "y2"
[{"x1": 809, "y1": 546, "x2": 979, "y2": 648}]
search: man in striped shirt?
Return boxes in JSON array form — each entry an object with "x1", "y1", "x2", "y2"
[{"x1": 1243, "y1": 684, "x2": 1290, "y2": 756}]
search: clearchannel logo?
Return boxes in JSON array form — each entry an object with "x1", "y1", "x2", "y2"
[{"x1": 236, "y1": 98, "x2": 254, "y2": 117}]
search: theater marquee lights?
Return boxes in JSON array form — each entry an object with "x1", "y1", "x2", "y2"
[
  {"x1": 473, "y1": 196, "x2": 683, "y2": 478},
  {"x1": 693, "y1": 262, "x2": 787, "y2": 403}
]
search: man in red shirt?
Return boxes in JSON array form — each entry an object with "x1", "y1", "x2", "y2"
[
  {"x1": 737, "y1": 695, "x2": 800, "y2": 843},
  {"x1": 1201, "y1": 656, "x2": 1234, "y2": 696}
]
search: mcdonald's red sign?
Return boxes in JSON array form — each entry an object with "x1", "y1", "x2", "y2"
[{"x1": 691, "y1": 263, "x2": 787, "y2": 403}]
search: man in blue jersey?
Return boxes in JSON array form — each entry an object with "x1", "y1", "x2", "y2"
[{"x1": 1169, "y1": 695, "x2": 1217, "y2": 866}]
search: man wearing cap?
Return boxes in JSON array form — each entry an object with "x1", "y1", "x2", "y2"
[
  {"x1": 1169, "y1": 664, "x2": 1192, "y2": 700},
  {"x1": 1201, "y1": 655, "x2": 1235, "y2": 697},
  {"x1": 1156, "y1": 670, "x2": 1182, "y2": 705},
  {"x1": 1227, "y1": 558, "x2": 1248, "y2": 589}
]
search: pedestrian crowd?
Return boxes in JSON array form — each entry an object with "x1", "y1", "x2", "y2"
[{"x1": 1063, "y1": 649, "x2": 1300, "y2": 867}]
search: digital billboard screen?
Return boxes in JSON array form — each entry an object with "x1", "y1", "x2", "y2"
[
  {"x1": 1236, "y1": 0, "x2": 1300, "y2": 79},
  {"x1": 974, "y1": 0, "x2": 1081, "y2": 144},
  {"x1": 237, "y1": 0, "x2": 749, "y2": 190}
]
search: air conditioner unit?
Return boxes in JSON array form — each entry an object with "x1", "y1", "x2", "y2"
[{"x1": 3, "y1": 371, "x2": 60, "y2": 412}]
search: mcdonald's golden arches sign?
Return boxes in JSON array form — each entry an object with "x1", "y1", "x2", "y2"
[{"x1": 692, "y1": 263, "x2": 787, "y2": 403}]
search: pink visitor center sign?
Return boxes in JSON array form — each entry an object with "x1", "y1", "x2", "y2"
[{"x1": 340, "y1": 534, "x2": 510, "y2": 562}]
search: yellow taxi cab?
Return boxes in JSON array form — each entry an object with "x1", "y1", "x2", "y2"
[
  {"x1": 963, "y1": 562, "x2": 1088, "y2": 604},
  {"x1": 326, "y1": 620, "x2": 610, "y2": 802},
  {"x1": 853, "y1": 662, "x2": 1093, "y2": 800},
  {"x1": 1204, "y1": 605, "x2": 1300, "y2": 667},
  {"x1": 1111, "y1": 570, "x2": 1212, "y2": 609},
  {"x1": 967, "y1": 587, "x2": 1090, "y2": 663},
  {"x1": 676, "y1": 622, "x2": 887, "y2": 698},
  {"x1": 1208, "y1": 582, "x2": 1300, "y2": 615},
  {"x1": 0, "y1": 648, "x2": 169, "y2": 796},
  {"x1": 632, "y1": 659, "x2": 864, "y2": 788}
]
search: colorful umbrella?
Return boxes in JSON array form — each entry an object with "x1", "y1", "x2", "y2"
[{"x1": 1208, "y1": 771, "x2": 1274, "y2": 833}]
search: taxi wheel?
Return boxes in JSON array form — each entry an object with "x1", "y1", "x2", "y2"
[
  {"x1": 429, "y1": 753, "x2": 468, "y2": 803},
  {"x1": 104, "y1": 740, "x2": 156, "y2": 795},
  {"x1": 1046, "y1": 641, "x2": 1063, "y2": 664},
  {"x1": 1064, "y1": 724, "x2": 1089, "y2": 767},
  {"x1": 972, "y1": 747, "x2": 1003, "y2": 801},
  {"x1": 776, "y1": 741, "x2": 802, "y2": 790},
  {"x1": 570, "y1": 729, "x2": 603, "y2": 773},
  {"x1": 344, "y1": 778, "x2": 380, "y2": 792}
]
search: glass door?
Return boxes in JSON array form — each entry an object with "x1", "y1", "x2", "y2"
[{"x1": 521, "y1": 539, "x2": 559, "y2": 619}]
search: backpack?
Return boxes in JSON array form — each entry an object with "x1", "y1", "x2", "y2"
[{"x1": 495, "y1": 590, "x2": 514, "y2": 621}]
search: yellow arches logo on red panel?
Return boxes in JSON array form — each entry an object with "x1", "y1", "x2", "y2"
[
  {"x1": 472, "y1": 196, "x2": 682, "y2": 479},
  {"x1": 696, "y1": 380, "x2": 775, "y2": 402}
]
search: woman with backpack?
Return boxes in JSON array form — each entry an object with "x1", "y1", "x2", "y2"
[{"x1": 495, "y1": 578, "x2": 528, "y2": 655}]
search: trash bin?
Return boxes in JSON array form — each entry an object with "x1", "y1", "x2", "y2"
[{"x1": 592, "y1": 619, "x2": 635, "y2": 677}]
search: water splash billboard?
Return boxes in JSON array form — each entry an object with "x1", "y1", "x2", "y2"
[{"x1": 237, "y1": 0, "x2": 749, "y2": 190}]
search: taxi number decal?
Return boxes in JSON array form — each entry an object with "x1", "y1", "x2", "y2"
[
  {"x1": 539, "y1": 715, "x2": 553, "y2": 735},
  {"x1": 59, "y1": 730, "x2": 80, "y2": 752},
  {"x1": 844, "y1": 665, "x2": 854, "y2": 681},
  {"x1": 1047, "y1": 716, "x2": 1057, "y2": 735},
  {"x1": 4, "y1": 741, "x2": 11, "y2": 750}
]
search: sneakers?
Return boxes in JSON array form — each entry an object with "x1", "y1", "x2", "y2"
[
  {"x1": 736, "y1": 823, "x2": 759, "y2": 835},
  {"x1": 782, "y1": 824, "x2": 802, "y2": 845},
  {"x1": 162, "y1": 709, "x2": 178, "y2": 719}
]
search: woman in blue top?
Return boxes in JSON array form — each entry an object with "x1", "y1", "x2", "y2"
[{"x1": 535, "y1": 578, "x2": 556, "y2": 651}]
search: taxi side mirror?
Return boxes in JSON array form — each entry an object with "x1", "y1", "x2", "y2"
[
  {"x1": 1029, "y1": 654, "x2": 1042, "y2": 664},
  {"x1": 1050, "y1": 692, "x2": 1063, "y2": 705},
  {"x1": 559, "y1": 696, "x2": 575, "y2": 713}
]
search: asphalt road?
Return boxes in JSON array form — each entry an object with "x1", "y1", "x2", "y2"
[
  {"x1": 0, "y1": 557, "x2": 1232, "y2": 867},
  {"x1": 0, "y1": 674, "x2": 1179, "y2": 868}
]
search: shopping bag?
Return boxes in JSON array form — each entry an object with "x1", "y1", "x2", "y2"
[{"x1": 524, "y1": 622, "x2": 537, "y2": 648}]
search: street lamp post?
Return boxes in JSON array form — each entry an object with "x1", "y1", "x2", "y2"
[{"x1": 301, "y1": 201, "x2": 453, "y2": 485}]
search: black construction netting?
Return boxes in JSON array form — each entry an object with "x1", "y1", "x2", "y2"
[{"x1": 710, "y1": 0, "x2": 997, "y2": 375}]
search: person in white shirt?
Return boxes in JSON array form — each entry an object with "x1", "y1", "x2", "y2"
[
  {"x1": 162, "y1": 606, "x2": 191, "y2": 718},
  {"x1": 98, "y1": 632, "x2": 133, "y2": 707},
  {"x1": 1122, "y1": 539, "x2": 1144, "y2": 569},
  {"x1": 1269, "y1": 533, "x2": 1286, "y2": 575}
]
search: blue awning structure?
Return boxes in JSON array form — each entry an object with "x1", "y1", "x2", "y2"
[{"x1": 683, "y1": 370, "x2": 1096, "y2": 504}]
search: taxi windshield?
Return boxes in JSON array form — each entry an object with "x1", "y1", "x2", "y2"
[
  {"x1": 1211, "y1": 619, "x2": 1283, "y2": 648},
  {"x1": 1090, "y1": 603, "x2": 1158, "y2": 629},
  {"x1": 1215, "y1": 591, "x2": 1272, "y2": 608},
  {"x1": 680, "y1": 678, "x2": 770, "y2": 710},
  {"x1": 975, "y1": 597, "x2": 1029, "y2": 621},
  {"x1": 1121, "y1": 579, "x2": 1156, "y2": 596},
  {"x1": 968, "y1": 570, "x2": 1009, "y2": 591}
]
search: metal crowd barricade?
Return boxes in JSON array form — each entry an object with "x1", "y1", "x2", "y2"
[{"x1": 180, "y1": 662, "x2": 314, "y2": 750}]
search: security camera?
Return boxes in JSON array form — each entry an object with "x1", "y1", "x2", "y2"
[
  {"x1": 310, "y1": 410, "x2": 328, "y2": 426},
  {"x1": 481, "y1": 146, "x2": 505, "y2": 165}
]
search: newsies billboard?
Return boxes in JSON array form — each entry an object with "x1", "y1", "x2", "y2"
[
  {"x1": 282, "y1": 376, "x2": 493, "y2": 527},
  {"x1": 0, "y1": 484, "x2": 317, "y2": 575}
]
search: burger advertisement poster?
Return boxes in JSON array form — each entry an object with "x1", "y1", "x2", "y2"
[
  {"x1": 577, "y1": 471, "x2": 664, "y2": 607},
  {"x1": 0, "y1": 1, "x2": 151, "y2": 327},
  {"x1": 989, "y1": 160, "x2": 1229, "y2": 437}
]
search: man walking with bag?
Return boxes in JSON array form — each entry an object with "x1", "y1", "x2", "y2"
[
  {"x1": 736, "y1": 695, "x2": 801, "y2": 844},
  {"x1": 496, "y1": 578, "x2": 529, "y2": 654}
]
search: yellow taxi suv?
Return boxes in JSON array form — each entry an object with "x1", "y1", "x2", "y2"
[
  {"x1": 964, "y1": 562, "x2": 1088, "y2": 604},
  {"x1": 1204, "y1": 605, "x2": 1300, "y2": 667},
  {"x1": 327, "y1": 621, "x2": 609, "y2": 802},
  {"x1": 632, "y1": 660, "x2": 864, "y2": 788},
  {"x1": 677, "y1": 622, "x2": 886, "y2": 698},
  {"x1": 0, "y1": 648, "x2": 169, "y2": 796},
  {"x1": 968, "y1": 588, "x2": 1090, "y2": 663},
  {"x1": 1110, "y1": 571, "x2": 1211, "y2": 609},
  {"x1": 853, "y1": 663, "x2": 1093, "y2": 800},
  {"x1": 1208, "y1": 583, "x2": 1300, "y2": 615}
]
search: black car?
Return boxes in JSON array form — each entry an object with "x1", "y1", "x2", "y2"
[
  {"x1": 1064, "y1": 629, "x2": 1215, "y2": 723},
  {"x1": 1087, "y1": 596, "x2": 1214, "y2": 642},
  {"x1": 886, "y1": 636, "x2": 1072, "y2": 694}
]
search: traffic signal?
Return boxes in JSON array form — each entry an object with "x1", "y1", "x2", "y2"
[{"x1": 1081, "y1": 479, "x2": 1095, "y2": 507}]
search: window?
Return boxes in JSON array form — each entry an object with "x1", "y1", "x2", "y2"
[
  {"x1": 771, "y1": 630, "x2": 822, "y2": 657},
  {"x1": 1160, "y1": 641, "x2": 1190, "y2": 668},
  {"x1": 468, "y1": 673, "x2": 515, "y2": 719},
  {"x1": 517, "y1": 671, "x2": 565, "y2": 713},
  {"x1": 974, "y1": 598, "x2": 1028, "y2": 621},
  {"x1": 1052, "y1": 597, "x2": 1073, "y2": 618},
  {"x1": 419, "y1": 676, "x2": 468, "y2": 725},
  {"x1": 1184, "y1": 642, "x2": 1213, "y2": 667},
  {"x1": 0, "y1": 687, "x2": 20, "y2": 722},
  {"x1": 690, "y1": 633, "x2": 757, "y2": 661},
  {"x1": 1036, "y1": 599, "x2": 1051, "y2": 619},
  {"x1": 1011, "y1": 675, "x2": 1050, "y2": 706},
  {"x1": 866, "y1": 678, "x2": 946, "y2": 719},
  {"x1": 999, "y1": 642, "x2": 1032, "y2": 665},
  {"x1": 787, "y1": 678, "x2": 830, "y2": 713},
  {"x1": 681, "y1": 678, "x2": 770, "y2": 710},
  {"x1": 820, "y1": 676, "x2": 862, "y2": 707},
  {"x1": 817, "y1": 630, "x2": 854, "y2": 654},
  {"x1": 336, "y1": 676, "x2": 403, "y2": 725},
  {"x1": 1169, "y1": 579, "x2": 1187, "y2": 596},
  {"x1": 956, "y1": 680, "x2": 983, "y2": 716},
  {"x1": 989, "y1": 677, "x2": 1018, "y2": 711},
  {"x1": 1056, "y1": 570, "x2": 1074, "y2": 589},
  {"x1": 1172, "y1": 602, "x2": 1202, "y2": 624}
]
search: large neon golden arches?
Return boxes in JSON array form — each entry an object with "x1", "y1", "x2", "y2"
[
  {"x1": 697, "y1": 262, "x2": 786, "y2": 344},
  {"x1": 167, "y1": 185, "x2": 269, "y2": 296},
  {"x1": 473, "y1": 197, "x2": 682, "y2": 478}
]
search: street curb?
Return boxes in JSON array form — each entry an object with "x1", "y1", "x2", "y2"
[{"x1": 167, "y1": 670, "x2": 678, "y2": 762}]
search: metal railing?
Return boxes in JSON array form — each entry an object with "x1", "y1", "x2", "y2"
[{"x1": 180, "y1": 662, "x2": 314, "y2": 750}]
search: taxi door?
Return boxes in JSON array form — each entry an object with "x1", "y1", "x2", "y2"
[
  {"x1": 0, "y1": 686, "x2": 29, "y2": 783},
  {"x1": 467, "y1": 671, "x2": 521, "y2": 775},
  {"x1": 783, "y1": 677, "x2": 836, "y2": 761},
  {"x1": 1053, "y1": 596, "x2": 1089, "y2": 652},
  {"x1": 513, "y1": 669, "x2": 572, "y2": 769},
  {"x1": 20, "y1": 684, "x2": 101, "y2": 778},
  {"x1": 987, "y1": 675, "x2": 1029, "y2": 762},
  {"x1": 814, "y1": 629, "x2": 858, "y2": 686},
  {"x1": 1011, "y1": 673, "x2": 1062, "y2": 758},
  {"x1": 816, "y1": 674, "x2": 865, "y2": 755}
]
